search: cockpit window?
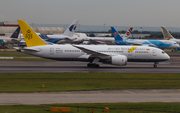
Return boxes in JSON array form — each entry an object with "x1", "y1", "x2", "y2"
[{"x1": 162, "y1": 51, "x2": 165, "y2": 54}]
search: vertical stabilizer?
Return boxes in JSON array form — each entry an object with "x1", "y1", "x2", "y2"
[
  {"x1": 17, "y1": 20, "x2": 47, "y2": 47},
  {"x1": 63, "y1": 19, "x2": 79, "y2": 37},
  {"x1": 10, "y1": 26, "x2": 20, "y2": 38},
  {"x1": 161, "y1": 26, "x2": 174, "y2": 40},
  {"x1": 123, "y1": 27, "x2": 133, "y2": 39},
  {"x1": 111, "y1": 27, "x2": 123, "y2": 41}
]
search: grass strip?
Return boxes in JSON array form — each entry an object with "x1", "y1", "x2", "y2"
[
  {"x1": 0, "y1": 73, "x2": 180, "y2": 92},
  {"x1": 1, "y1": 103, "x2": 180, "y2": 113},
  {"x1": 0, "y1": 52, "x2": 33, "y2": 57}
]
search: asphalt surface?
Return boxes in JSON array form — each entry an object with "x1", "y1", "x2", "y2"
[
  {"x1": 0, "y1": 52, "x2": 180, "y2": 105},
  {"x1": 0, "y1": 57, "x2": 179, "y2": 73},
  {"x1": 0, "y1": 52, "x2": 180, "y2": 73}
]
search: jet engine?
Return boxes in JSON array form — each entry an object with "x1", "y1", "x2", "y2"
[{"x1": 111, "y1": 55, "x2": 127, "y2": 66}]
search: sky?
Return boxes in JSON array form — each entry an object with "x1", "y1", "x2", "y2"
[{"x1": 1, "y1": 0, "x2": 180, "y2": 29}]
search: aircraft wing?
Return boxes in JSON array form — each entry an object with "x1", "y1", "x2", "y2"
[
  {"x1": 64, "y1": 37, "x2": 76, "y2": 42},
  {"x1": 116, "y1": 41, "x2": 142, "y2": 45},
  {"x1": 73, "y1": 45, "x2": 112, "y2": 59},
  {"x1": 120, "y1": 41, "x2": 155, "y2": 47},
  {"x1": 55, "y1": 37, "x2": 77, "y2": 44},
  {"x1": 11, "y1": 38, "x2": 21, "y2": 42}
]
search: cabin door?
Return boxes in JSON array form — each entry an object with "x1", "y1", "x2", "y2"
[
  {"x1": 152, "y1": 49, "x2": 156, "y2": 56},
  {"x1": 50, "y1": 48, "x2": 54, "y2": 55}
]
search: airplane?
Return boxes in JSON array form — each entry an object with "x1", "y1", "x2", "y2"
[
  {"x1": 42, "y1": 25, "x2": 133, "y2": 45},
  {"x1": 111, "y1": 27, "x2": 179, "y2": 49},
  {"x1": 122, "y1": 27, "x2": 133, "y2": 39},
  {"x1": 161, "y1": 26, "x2": 180, "y2": 51},
  {"x1": 0, "y1": 26, "x2": 21, "y2": 48},
  {"x1": 41, "y1": 19, "x2": 79, "y2": 44},
  {"x1": 84, "y1": 27, "x2": 133, "y2": 45},
  {"x1": 17, "y1": 20, "x2": 170, "y2": 68},
  {"x1": 71, "y1": 27, "x2": 134, "y2": 45}
]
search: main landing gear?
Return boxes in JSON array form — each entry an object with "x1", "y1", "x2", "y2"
[
  {"x1": 87, "y1": 57, "x2": 100, "y2": 68},
  {"x1": 87, "y1": 63, "x2": 99, "y2": 68},
  {"x1": 153, "y1": 62, "x2": 159, "y2": 68}
]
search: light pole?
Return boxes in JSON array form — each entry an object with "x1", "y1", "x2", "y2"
[
  {"x1": 78, "y1": 24, "x2": 80, "y2": 33},
  {"x1": 140, "y1": 27, "x2": 142, "y2": 39},
  {"x1": 103, "y1": 22, "x2": 106, "y2": 36},
  {"x1": 103, "y1": 23, "x2": 106, "y2": 43}
]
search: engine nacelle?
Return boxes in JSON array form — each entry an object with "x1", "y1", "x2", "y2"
[{"x1": 111, "y1": 55, "x2": 127, "y2": 66}]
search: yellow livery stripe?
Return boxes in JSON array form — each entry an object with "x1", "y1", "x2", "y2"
[
  {"x1": 17, "y1": 20, "x2": 47, "y2": 47},
  {"x1": 127, "y1": 47, "x2": 137, "y2": 52}
]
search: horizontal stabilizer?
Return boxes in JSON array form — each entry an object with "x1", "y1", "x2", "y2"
[{"x1": 22, "y1": 47, "x2": 40, "y2": 52}]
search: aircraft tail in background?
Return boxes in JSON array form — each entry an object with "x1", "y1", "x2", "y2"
[
  {"x1": 161, "y1": 26, "x2": 174, "y2": 40},
  {"x1": 63, "y1": 19, "x2": 79, "y2": 37},
  {"x1": 111, "y1": 27, "x2": 123, "y2": 41},
  {"x1": 10, "y1": 26, "x2": 20, "y2": 38},
  {"x1": 122, "y1": 27, "x2": 133, "y2": 39}
]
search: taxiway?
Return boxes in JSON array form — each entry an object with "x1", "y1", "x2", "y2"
[{"x1": 1, "y1": 89, "x2": 180, "y2": 105}]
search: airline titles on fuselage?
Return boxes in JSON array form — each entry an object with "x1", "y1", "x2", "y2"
[{"x1": 56, "y1": 47, "x2": 150, "y2": 54}]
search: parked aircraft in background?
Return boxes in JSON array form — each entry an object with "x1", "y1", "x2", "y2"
[
  {"x1": 0, "y1": 26, "x2": 21, "y2": 48},
  {"x1": 111, "y1": 27, "x2": 179, "y2": 49},
  {"x1": 81, "y1": 27, "x2": 133, "y2": 45},
  {"x1": 161, "y1": 26, "x2": 180, "y2": 51},
  {"x1": 17, "y1": 20, "x2": 170, "y2": 68},
  {"x1": 122, "y1": 27, "x2": 133, "y2": 39},
  {"x1": 41, "y1": 24, "x2": 133, "y2": 45},
  {"x1": 41, "y1": 19, "x2": 79, "y2": 44}
]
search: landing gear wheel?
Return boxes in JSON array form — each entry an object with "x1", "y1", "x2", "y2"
[
  {"x1": 95, "y1": 64, "x2": 99, "y2": 68},
  {"x1": 87, "y1": 63, "x2": 99, "y2": 68},
  {"x1": 153, "y1": 64, "x2": 157, "y2": 68},
  {"x1": 153, "y1": 62, "x2": 158, "y2": 68},
  {"x1": 87, "y1": 63, "x2": 91, "y2": 67}
]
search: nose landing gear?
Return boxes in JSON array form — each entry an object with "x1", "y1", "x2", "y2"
[{"x1": 153, "y1": 62, "x2": 159, "y2": 68}]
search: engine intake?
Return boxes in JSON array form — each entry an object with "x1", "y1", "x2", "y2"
[{"x1": 111, "y1": 55, "x2": 127, "y2": 66}]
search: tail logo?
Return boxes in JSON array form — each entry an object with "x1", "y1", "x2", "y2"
[
  {"x1": 127, "y1": 47, "x2": 137, "y2": 52},
  {"x1": 26, "y1": 29, "x2": 32, "y2": 40},
  {"x1": 69, "y1": 24, "x2": 77, "y2": 32},
  {"x1": 129, "y1": 27, "x2": 133, "y2": 31},
  {"x1": 14, "y1": 31, "x2": 18, "y2": 37},
  {"x1": 126, "y1": 31, "x2": 130, "y2": 36},
  {"x1": 113, "y1": 32, "x2": 118, "y2": 37}
]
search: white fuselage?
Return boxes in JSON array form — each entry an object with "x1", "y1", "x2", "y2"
[
  {"x1": 21, "y1": 45, "x2": 170, "y2": 63},
  {"x1": 170, "y1": 38, "x2": 180, "y2": 45},
  {"x1": 0, "y1": 37, "x2": 21, "y2": 44}
]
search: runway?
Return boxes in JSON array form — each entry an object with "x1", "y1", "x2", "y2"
[
  {"x1": 0, "y1": 56, "x2": 180, "y2": 73},
  {"x1": 0, "y1": 52, "x2": 179, "y2": 73},
  {"x1": 1, "y1": 89, "x2": 180, "y2": 105}
]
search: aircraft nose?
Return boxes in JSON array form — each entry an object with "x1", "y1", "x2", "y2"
[
  {"x1": 177, "y1": 44, "x2": 180, "y2": 47},
  {"x1": 165, "y1": 53, "x2": 170, "y2": 60}
]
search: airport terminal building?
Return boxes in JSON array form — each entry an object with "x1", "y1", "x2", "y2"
[{"x1": 0, "y1": 21, "x2": 64, "y2": 36}]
